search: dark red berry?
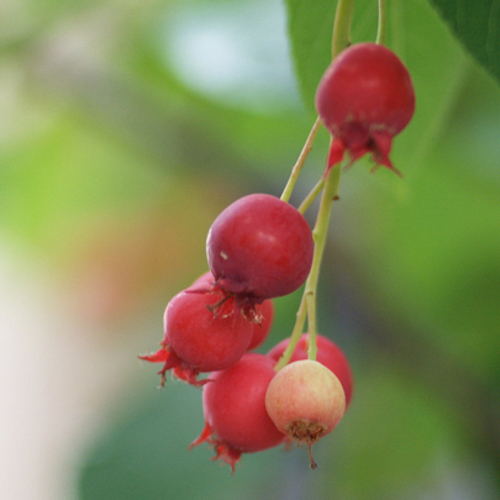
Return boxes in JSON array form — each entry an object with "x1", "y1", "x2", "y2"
[
  {"x1": 267, "y1": 333, "x2": 353, "y2": 407},
  {"x1": 190, "y1": 353, "x2": 286, "y2": 473},
  {"x1": 139, "y1": 288, "x2": 253, "y2": 385},
  {"x1": 315, "y1": 42, "x2": 415, "y2": 175},
  {"x1": 206, "y1": 194, "x2": 314, "y2": 302}
]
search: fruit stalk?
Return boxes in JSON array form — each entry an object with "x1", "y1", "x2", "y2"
[
  {"x1": 281, "y1": 117, "x2": 322, "y2": 203},
  {"x1": 275, "y1": 0, "x2": 354, "y2": 370},
  {"x1": 376, "y1": 0, "x2": 387, "y2": 45},
  {"x1": 304, "y1": 165, "x2": 341, "y2": 361},
  {"x1": 274, "y1": 165, "x2": 341, "y2": 371},
  {"x1": 332, "y1": 0, "x2": 356, "y2": 58}
]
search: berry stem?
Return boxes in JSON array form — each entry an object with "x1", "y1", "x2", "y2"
[
  {"x1": 274, "y1": 293, "x2": 308, "y2": 371},
  {"x1": 276, "y1": 0, "x2": 353, "y2": 370},
  {"x1": 376, "y1": 0, "x2": 387, "y2": 45},
  {"x1": 298, "y1": 177, "x2": 326, "y2": 214},
  {"x1": 304, "y1": 165, "x2": 341, "y2": 361},
  {"x1": 332, "y1": 0, "x2": 356, "y2": 58},
  {"x1": 281, "y1": 117, "x2": 322, "y2": 203},
  {"x1": 274, "y1": 165, "x2": 341, "y2": 371}
]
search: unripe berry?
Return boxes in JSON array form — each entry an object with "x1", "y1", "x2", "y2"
[
  {"x1": 265, "y1": 359, "x2": 346, "y2": 468},
  {"x1": 267, "y1": 334, "x2": 353, "y2": 407}
]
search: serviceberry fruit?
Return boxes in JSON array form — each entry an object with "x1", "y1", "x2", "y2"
[
  {"x1": 190, "y1": 353, "x2": 286, "y2": 473},
  {"x1": 139, "y1": 288, "x2": 252, "y2": 385},
  {"x1": 315, "y1": 42, "x2": 415, "y2": 175},
  {"x1": 206, "y1": 194, "x2": 314, "y2": 302},
  {"x1": 267, "y1": 333, "x2": 353, "y2": 407},
  {"x1": 265, "y1": 359, "x2": 346, "y2": 468},
  {"x1": 188, "y1": 270, "x2": 274, "y2": 350}
]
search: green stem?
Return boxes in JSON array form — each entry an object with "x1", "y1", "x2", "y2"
[
  {"x1": 275, "y1": 0, "x2": 354, "y2": 370},
  {"x1": 305, "y1": 166, "x2": 341, "y2": 360},
  {"x1": 281, "y1": 117, "x2": 322, "y2": 203},
  {"x1": 376, "y1": 0, "x2": 387, "y2": 45},
  {"x1": 332, "y1": 0, "x2": 356, "y2": 58},
  {"x1": 274, "y1": 293, "x2": 308, "y2": 371},
  {"x1": 274, "y1": 166, "x2": 341, "y2": 372},
  {"x1": 298, "y1": 177, "x2": 326, "y2": 214}
]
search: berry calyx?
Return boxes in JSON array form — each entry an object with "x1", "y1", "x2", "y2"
[
  {"x1": 206, "y1": 194, "x2": 314, "y2": 302},
  {"x1": 267, "y1": 333, "x2": 353, "y2": 407},
  {"x1": 315, "y1": 42, "x2": 415, "y2": 175},
  {"x1": 139, "y1": 288, "x2": 253, "y2": 385},
  {"x1": 265, "y1": 359, "x2": 346, "y2": 468},
  {"x1": 190, "y1": 353, "x2": 286, "y2": 473}
]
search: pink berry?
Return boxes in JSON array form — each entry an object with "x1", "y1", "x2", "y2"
[
  {"x1": 139, "y1": 288, "x2": 253, "y2": 385},
  {"x1": 190, "y1": 353, "x2": 286, "y2": 473},
  {"x1": 206, "y1": 194, "x2": 314, "y2": 302},
  {"x1": 265, "y1": 359, "x2": 346, "y2": 469},
  {"x1": 315, "y1": 42, "x2": 415, "y2": 175},
  {"x1": 267, "y1": 334, "x2": 353, "y2": 407}
]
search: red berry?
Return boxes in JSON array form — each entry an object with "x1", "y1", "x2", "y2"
[
  {"x1": 265, "y1": 360, "x2": 346, "y2": 469},
  {"x1": 247, "y1": 298, "x2": 274, "y2": 350},
  {"x1": 188, "y1": 270, "x2": 274, "y2": 350},
  {"x1": 206, "y1": 194, "x2": 314, "y2": 302},
  {"x1": 315, "y1": 42, "x2": 415, "y2": 175},
  {"x1": 188, "y1": 270, "x2": 216, "y2": 291},
  {"x1": 139, "y1": 288, "x2": 252, "y2": 385},
  {"x1": 267, "y1": 334, "x2": 353, "y2": 407},
  {"x1": 190, "y1": 353, "x2": 286, "y2": 473}
]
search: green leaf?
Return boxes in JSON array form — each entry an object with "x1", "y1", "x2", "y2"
[
  {"x1": 284, "y1": 0, "x2": 338, "y2": 114},
  {"x1": 428, "y1": 0, "x2": 500, "y2": 84}
]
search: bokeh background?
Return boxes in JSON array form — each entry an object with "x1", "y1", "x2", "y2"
[{"x1": 1, "y1": 0, "x2": 499, "y2": 499}]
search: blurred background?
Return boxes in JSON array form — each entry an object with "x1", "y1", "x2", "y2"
[{"x1": 0, "y1": 0, "x2": 499, "y2": 499}]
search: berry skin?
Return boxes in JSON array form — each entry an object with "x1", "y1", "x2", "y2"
[
  {"x1": 315, "y1": 42, "x2": 415, "y2": 175},
  {"x1": 139, "y1": 288, "x2": 253, "y2": 385},
  {"x1": 190, "y1": 353, "x2": 286, "y2": 473},
  {"x1": 265, "y1": 360, "x2": 346, "y2": 469},
  {"x1": 206, "y1": 194, "x2": 314, "y2": 302},
  {"x1": 267, "y1": 334, "x2": 353, "y2": 407}
]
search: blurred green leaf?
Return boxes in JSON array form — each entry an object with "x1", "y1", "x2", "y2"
[{"x1": 429, "y1": 0, "x2": 500, "y2": 85}]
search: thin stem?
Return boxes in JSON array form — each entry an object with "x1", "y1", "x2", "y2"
[
  {"x1": 298, "y1": 177, "x2": 326, "y2": 214},
  {"x1": 305, "y1": 166, "x2": 341, "y2": 360},
  {"x1": 376, "y1": 0, "x2": 387, "y2": 45},
  {"x1": 281, "y1": 117, "x2": 322, "y2": 203},
  {"x1": 332, "y1": 0, "x2": 356, "y2": 58},
  {"x1": 276, "y1": 0, "x2": 354, "y2": 370},
  {"x1": 274, "y1": 293, "x2": 308, "y2": 371}
]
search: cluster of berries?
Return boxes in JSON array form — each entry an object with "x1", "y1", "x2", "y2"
[
  {"x1": 140, "y1": 42, "x2": 414, "y2": 473},
  {"x1": 140, "y1": 193, "x2": 352, "y2": 471}
]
